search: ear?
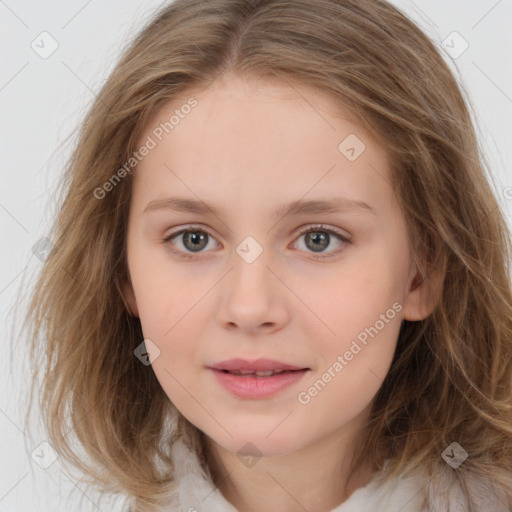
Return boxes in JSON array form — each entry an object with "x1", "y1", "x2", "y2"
[
  {"x1": 122, "y1": 279, "x2": 139, "y2": 318},
  {"x1": 402, "y1": 259, "x2": 444, "y2": 322}
]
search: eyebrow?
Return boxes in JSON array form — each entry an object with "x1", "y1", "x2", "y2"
[{"x1": 143, "y1": 196, "x2": 377, "y2": 220}]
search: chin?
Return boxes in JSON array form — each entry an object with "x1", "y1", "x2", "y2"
[{"x1": 207, "y1": 427, "x2": 303, "y2": 459}]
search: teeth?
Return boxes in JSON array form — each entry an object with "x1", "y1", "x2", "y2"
[
  {"x1": 227, "y1": 369, "x2": 286, "y2": 376},
  {"x1": 255, "y1": 370, "x2": 277, "y2": 377}
]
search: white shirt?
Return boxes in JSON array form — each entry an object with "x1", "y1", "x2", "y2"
[{"x1": 154, "y1": 434, "x2": 510, "y2": 512}]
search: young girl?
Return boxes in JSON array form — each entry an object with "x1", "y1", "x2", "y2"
[{"x1": 22, "y1": 0, "x2": 512, "y2": 511}]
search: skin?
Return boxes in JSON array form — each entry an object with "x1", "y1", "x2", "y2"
[{"x1": 123, "y1": 73, "x2": 439, "y2": 512}]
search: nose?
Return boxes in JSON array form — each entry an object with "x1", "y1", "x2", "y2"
[{"x1": 216, "y1": 248, "x2": 289, "y2": 334}]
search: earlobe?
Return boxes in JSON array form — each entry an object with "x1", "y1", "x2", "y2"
[
  {"x1": 402, "y1": 264, "x2": 444, "y2": 322},
  {"x1": 122, "y1": 280, "x2": 140, "y2": 318}
]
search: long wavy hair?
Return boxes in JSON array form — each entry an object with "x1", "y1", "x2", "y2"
[{"x1": 18, "y1": 0, "x2": 512, "y2": 510}]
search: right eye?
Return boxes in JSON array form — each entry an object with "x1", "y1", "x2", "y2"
[{"x1": 163, "y1": 225, "x2": 220, "y2": 259}]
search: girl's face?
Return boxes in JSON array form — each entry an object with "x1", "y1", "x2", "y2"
[{"x1": 124, "y1": 73, "x2": 433, "y2": 458}]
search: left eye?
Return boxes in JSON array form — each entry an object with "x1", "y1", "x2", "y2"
[
  {"x1": 292, "y1": 225, "x2": 350, "y2": 258},
  {"x1": 163, "y1": 224, "x2": 350, "y2": 260}
]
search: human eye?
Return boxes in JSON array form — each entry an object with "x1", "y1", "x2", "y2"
[
  {"x1": 291, "y1": 224, "x2": 350, "y2": 260},
  {"x1": 162, "y1": 223, "x2": 350, "y2": 261},
  {"x1": 162, "y1": 224, "x2": 219, "y2": 260}
]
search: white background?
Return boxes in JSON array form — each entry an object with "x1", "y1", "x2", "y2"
[{"x1": 1, "y1": 0, "x2": 511, "y2": 510}]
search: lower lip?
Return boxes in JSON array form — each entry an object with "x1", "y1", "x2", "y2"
[{"x1": 209, "y1": 368, "x2": 309, "y2": 399}]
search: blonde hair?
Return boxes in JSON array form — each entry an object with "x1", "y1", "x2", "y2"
[{"x1": 20, "y1": 0, "x2": 512, "y2": 510}]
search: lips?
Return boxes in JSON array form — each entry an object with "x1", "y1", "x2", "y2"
[{"x1": 208, "y1": 358, "x2": 310, "y2": 398}]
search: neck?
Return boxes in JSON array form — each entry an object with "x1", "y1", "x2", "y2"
[{"x1": 202, "y1": 427, "x2": 379, "y2": 512}]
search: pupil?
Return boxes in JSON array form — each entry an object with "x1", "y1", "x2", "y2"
[
  {"x1": 306, "y1": 232, "x2": 329, "y2": 252},
  {"x1": 184, "y1": 231, "x2": 208, "y2": 252}
]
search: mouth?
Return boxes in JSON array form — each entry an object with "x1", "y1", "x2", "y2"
[
  {"x1": 215, "y1": 369, "x2": 305, "y2": 377},
  {"x1": 209, "y1": 357, "x2": 310, "y2": 373},
  {"x1": 207, "y1": 358, "x2": 310, "y2": 399}
]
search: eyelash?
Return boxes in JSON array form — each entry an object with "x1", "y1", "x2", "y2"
[{"x1": 162, "y1": 223, "x2": 350, "y2": 261}]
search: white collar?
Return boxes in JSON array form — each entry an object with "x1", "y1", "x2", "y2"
[{"x1": 165, "y1": 434, "x2": 508, "y2": 512}]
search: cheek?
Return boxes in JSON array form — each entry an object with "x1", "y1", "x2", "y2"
[
  {"x1": 130, "y1": 266, "x2": 211, "y2": 366},
  {"x1": 136, "y1": 296, "x2": 204, "y2": 415},
  {"x1": 129, "y1": 245, "x2": 207, "y2": 336},
  {"x1": 293, "y1": 250, "x2": 405, "y2": 380},
  {"x1": 298, "y1": 284, "x2": 402, "y2": 417},
  {"x1": 302, "y1": 268, "x2": 400, "y2": 340}
]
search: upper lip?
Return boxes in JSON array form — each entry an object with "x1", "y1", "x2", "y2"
[{"x1": 209, "y1": 358, "x2": 309, "y2": 372}]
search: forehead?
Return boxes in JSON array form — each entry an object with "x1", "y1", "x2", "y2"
[
  {"x1": 131, "y1": 73, "x2": 395, "y2": 214},
  {"x1": 136, "y1": 72, "x2": 375, "y2": 153}
]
